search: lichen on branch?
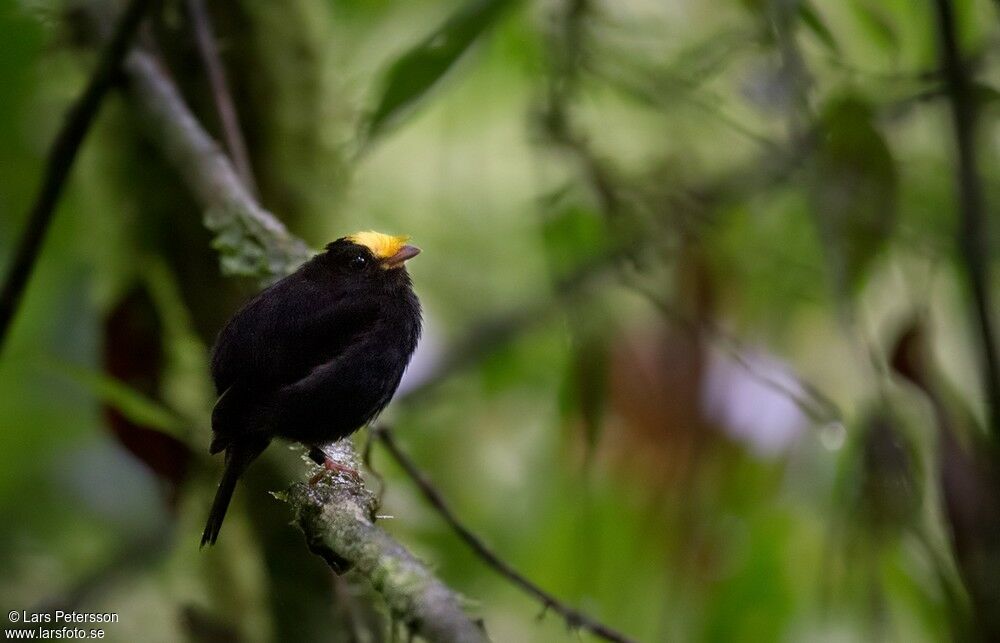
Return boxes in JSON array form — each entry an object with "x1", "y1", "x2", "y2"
[
  {"x1": 283, "y1": 445, "x2": 486, "y2": 643},
  {"x1": 124, "y1": 51, "x2": 310, "y2": 281}
]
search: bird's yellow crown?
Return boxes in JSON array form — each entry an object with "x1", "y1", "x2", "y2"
[{"x1": 346, "y1": 231, "x2": 410, "y2": 260}]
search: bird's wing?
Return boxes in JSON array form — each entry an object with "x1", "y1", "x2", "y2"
[
  {"x1": 267, "y1": 335, "x2": 400, "y2": 438},
  {"x1": 209, "y1": 281, "x2": 280, "y2": 395},
  {"x1": 209, "y1": 277, "x2": 379, "y2": 441},
  {"x1": 210, "y1": 275, "x2": 378, "y2": 393}
]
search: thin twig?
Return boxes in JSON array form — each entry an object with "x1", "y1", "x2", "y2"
[
  {"x1": 586, "y1": 57, "x2": 776, "y2": 150},
  {"x1": 627, "y1": 279, "x2": 842, "y2": 425},
  {"x1": 543, "y1": 88, "x2": 841, "y2": 427},
  {"x1": 931, "y1": 0, "x2": 1000, "y2": 438},
  {"x1": 395, "y1": 244, "x2": 633, "y2": 406},
  {"x1": 372, "y1": 426, "x2": 637, "y2": 643},
  {"x1": 0, "y1": 0, "x2": 153, "y2": 353},
  {"x1": 184, "y1": 0, "x2": 258, "y2": 197}
]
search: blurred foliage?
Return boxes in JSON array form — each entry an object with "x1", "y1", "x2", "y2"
[
  {"x1": 363, "y1": 0, "x2": 518, "y2": 144},
  {"x1": 1, "y1": 0, "x2": 999, "y2": 641}
]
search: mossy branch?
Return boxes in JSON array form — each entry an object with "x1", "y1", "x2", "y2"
[
  {"x1": 121, "y1": 47, "x2": 486, "y2": 642},
  {"x1": 284, "y1": 444, "x2": 486, "y2": 643},
  {"x1": 124, "y1": 51, "x2": 310, "y2": 281}
]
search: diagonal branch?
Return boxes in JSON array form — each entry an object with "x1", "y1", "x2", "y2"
[
  {"x1": 396, "y1": 244, "x2": 633, "y2": 405},
  {"x1": 0, "y1": 0, "x2": 153, "y2": 354},
  {"x1": 285, "y1": 443, "x2": 487, "y2": 643},
  {"x1": 371, "y1": 426, "x2": 637, "y2": 643},
  {"x1": 544, "y1": 109, "x2": 841, "y2": 428},
  {"x1": 123, "y1": 50, "x2": 310, "y2": 280},
  {"x1": 184, "y1": 0, "x2": 258, "y2": 197},
  {"x1": 931, "y1": 0, "x2": 1000, "y2": 438},
  {"x1": 626, "y1": 280, "x2": 843, "y2": 425}
]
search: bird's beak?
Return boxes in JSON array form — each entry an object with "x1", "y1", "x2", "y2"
[{"x1": 382, "y1": 244, "x2": 421, "y2": 269}]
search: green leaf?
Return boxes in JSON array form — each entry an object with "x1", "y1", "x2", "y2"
[
  {"x1": 665, "y1": 27, "x2": 755, "y2": 85},
  {"x1": 0, "y1": 2, "x2": 44, "y2": 213},
  {"x1": 810, "y1": 94, "x2": 898, "y2": 293},
  {"x1": 558, "y1": 330, "x2": 610, "y2": 455},
  {"x1": 838, "y1": 407, "x2": 922, "y2": 537},
  {"x1": 798, "y1": 2, "x2": 839, "y2": 54},
  {"x1": 363, "y1": 0, "x2": 517, "y2": 144},
  {"x1": 539, "y1": 196, "x2": 608, "y2": 280},
  {"x1": 43, "y1": 360, "x2": 188, "y2": 439},
  {"x1": 971, "y1": 81, "x2": 1000, "y2": 107},
  {"x1": 850, "y1": 0, "x2": 898, "y2": 53}
]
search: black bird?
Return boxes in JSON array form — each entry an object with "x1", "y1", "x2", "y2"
[{"x1": 201, "y1": 231, "x2": 422, "y2": 546}]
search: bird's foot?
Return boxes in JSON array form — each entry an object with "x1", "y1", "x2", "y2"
[{"x1": 308, "y1": 453, "x2": 363, "y2": 485}]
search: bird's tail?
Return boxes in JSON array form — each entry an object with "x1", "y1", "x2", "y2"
[{"x1": 201, "y1": 441, "x2": 265, "y2": 547}]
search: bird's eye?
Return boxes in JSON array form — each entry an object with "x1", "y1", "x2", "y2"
[{"x1": 349, "y1": 254, "x2": 367, "y2": 271}]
